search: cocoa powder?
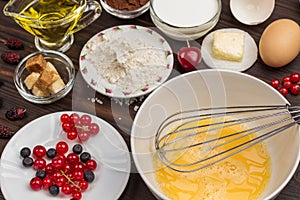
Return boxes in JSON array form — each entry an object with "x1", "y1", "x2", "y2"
[{"x1": 105, "y1": 0, "x2": 148, "y2": 11}]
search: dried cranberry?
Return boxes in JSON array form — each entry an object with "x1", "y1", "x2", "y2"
[
  {"x1": 5, "y1": 38, "x2": 24, "y2": 50},
  {"x1": 1, "y1": 51, "x2": 21, "y2": 64},
  {"x1": 5, "y1": 107, "x2": 26, "y2": 121},
  {"x1": 0, "y1": 125, "x2": 15, "y2": 139}
]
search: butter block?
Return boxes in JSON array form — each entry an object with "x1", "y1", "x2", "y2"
[{"x1": 212, "y1": 31, "x2": 245, "y2": 62}]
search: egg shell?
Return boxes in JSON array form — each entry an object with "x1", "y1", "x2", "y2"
[
  {"x1": 230, "y1": 0, "x2": 275, "y2": 25},
  {"x1": 259, "y1": 19, "x2": 300, "y2": 68}
]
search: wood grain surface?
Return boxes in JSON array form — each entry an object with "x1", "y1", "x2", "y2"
[{"x1": 0, "y1": 0, "x2": 299, "y2": 199}]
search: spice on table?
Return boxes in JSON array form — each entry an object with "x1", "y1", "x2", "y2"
[
  {"x1": 5, "y1": 37, "x2": 24, "y2": 50},
  {"x1": 105, "y1": 0, "x2": 148, "y2": 11},
  {"x1": 5, "y1": 107, "x2": 26, "y2": 121},
  {"x1": 0, "y1": 125, "x2": 15, "y2": 139},
  {"x1": 1, "y1": 51, "x2": 21, "y2": 64}
]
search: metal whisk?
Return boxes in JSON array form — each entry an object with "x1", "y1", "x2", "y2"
[{"x1": 155, "y1": 105, "x2": 300, "y2": 173}]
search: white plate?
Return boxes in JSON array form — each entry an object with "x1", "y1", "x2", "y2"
[
  {"x1": 0, "y1": 112, "x2": 130, "y2": 200},
  {"x1": 201, "y1": 28, "x2": 258, "y2": 72},
  {"x1": 79, "y1": 25, "x2": 174, "y2": 98}
]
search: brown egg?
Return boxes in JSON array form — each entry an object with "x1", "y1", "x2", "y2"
[{"x1": 259, "y1": 19, "x2": 300, "y2": 68}]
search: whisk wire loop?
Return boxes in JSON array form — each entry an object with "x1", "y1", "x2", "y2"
[{"x1": 155, "y1": 105, "x2": 299, "y2": 173}]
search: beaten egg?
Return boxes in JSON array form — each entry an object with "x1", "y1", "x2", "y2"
[
  {"x1": 154, "y1": 119, "x2": 271, "y2": 200},
  {"x1": 259, "y1": 19, "x2": 300, "y2": 68}
]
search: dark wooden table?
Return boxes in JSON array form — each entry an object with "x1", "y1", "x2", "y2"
[{"x1": 0, "y1": 0, "x2": 299, "y2": 199}]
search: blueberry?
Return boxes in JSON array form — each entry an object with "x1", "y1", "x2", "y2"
[
  {"x1": 72, "y1": 144, "x2": 83, "y2": 154},
  {"x1": 80, "y1": 152, "x2": 91, "y2": 163},
  {"x1": 36, "y1": 170, "x2": 46, "y2": 179},
  {"x1": 84, "y1": 170, "x2": 95, "y2": 183},
  {"x1": 22, "y1": 157, "x2": 33, "y2": 167},
  {"x1": 46, "y1": 148, "x2": 57, "y2": 159},
  {"x1": 49, "y1": 185, "x2": 59, "y2": 196},
  {"x1": 20, "y1": 147, "x2": 31, "y2": 158}
]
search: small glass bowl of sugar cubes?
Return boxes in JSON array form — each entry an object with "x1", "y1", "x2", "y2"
[{"x1": 14, "y1": 50, "x2": 75, "y2": 104}]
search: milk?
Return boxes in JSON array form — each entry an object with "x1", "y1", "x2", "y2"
[{"x1": 152, "y1": 0, "x2": 219, "y2": 27}]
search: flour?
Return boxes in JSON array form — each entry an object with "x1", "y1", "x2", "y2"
[{"x1": 84, "y1": 35, "x2": 167, "y2": 94}]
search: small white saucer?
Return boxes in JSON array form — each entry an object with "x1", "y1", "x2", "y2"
[{"x1": 201, "y1": 28, "x2": 258, "y2": 72}]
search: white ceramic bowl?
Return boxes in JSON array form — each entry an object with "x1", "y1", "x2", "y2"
[
  {"x1": 131, "y1": 69, "x2": 300, "y2": 199},
  {"x1": 230, "y1": 0, "x2": 275, "y2": 25}
]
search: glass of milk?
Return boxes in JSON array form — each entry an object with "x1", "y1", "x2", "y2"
[{"x1": 150, "y1": 0, "x2": 221, "y2": 40}]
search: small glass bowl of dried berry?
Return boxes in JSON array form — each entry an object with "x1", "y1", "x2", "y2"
[
  {"x1": 14, "y1": 50, "x2": 75, "y2": 104},
  {"x1": 100, "y1": 0, "x2": 150, "y2": 19}
]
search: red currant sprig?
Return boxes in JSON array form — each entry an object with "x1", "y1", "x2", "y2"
[
  {"x1": 270, "y1": 72, "x2": 300, "y2": 97},
  {"x1": 60, "y1": 113, "x2": 100, "y2": 142}
]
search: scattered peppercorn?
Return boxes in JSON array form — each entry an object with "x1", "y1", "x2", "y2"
[
  {"x1": 5, "y1": 107, "x2": 26, "y2": 121},
  {"x1": 1, "y1": 51, "x2": 21, "y2": 64},
  {"x1": 0, "y1": 125, "x2": 15, "y2": 139},
  {"x1": 5, "y1": 38, "x2": 24, "y2": 50}
]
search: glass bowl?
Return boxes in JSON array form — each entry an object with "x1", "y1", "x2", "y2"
[
  {"x1": 14, "y1": 50, "x2": 75, "y2": 104},
  {"x1": 150, "y1": 0, "x2": 222, "y2": 40},
  {"x1": 100, "y1": 0, "x2": 150, "y2": 19}
]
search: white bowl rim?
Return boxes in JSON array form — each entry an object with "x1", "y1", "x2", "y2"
[{"x1": 131, "y1": 69, "x2": 300, "y2": 200}]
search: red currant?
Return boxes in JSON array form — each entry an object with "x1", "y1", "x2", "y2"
[
  {"x1": 78, "y1": 131, "x2": 90, "y2": 142},
  {"x1": 283, "y1": 80, "x2": 293, "y2": 89},
  {"x1": 56, "y1": 153, "x2": 67, "y2": 161},
  {"x1": 278, "y1": 87, "x2": 288, "y2": 97},
  {"x1": 72, "y1": 191, "x2": 82, "y2": 199},
  {"x1": 56, "y1": 141, "x2": 69, "y2": 154},
  {"x1": 67, "y1": 130, "x2": 78, "y2": 140},
  {"x1": 73, "y1": 169, "x2": 84, "y2": 181},
  {"x1": 51, "y1": 157, "x2": 65, "y2": 169},
  {"x1": 70, "y1": 113, "x2": 81, "y2": 124},
  {"x1": 290, "y1": 72, "x2": 300, "y2": 83},
  {"x1": 74, "y1": 163, "x2": 85, "y2": 170},
  {"x1": 55, "y1": 176, "x2": 67, "y2": 187},
  {"x1": 30, "y1": 177, "x2": 43, "y2": 191},
  {"x1": 67, "y1": 153, "x2": 79, "y2": 164},
  {"x1": 45, "y1": 163, "x2": 54, "y2": 175},
  {"x1": 78, "y1": 180, "x2": 89, "y2": 191},
  {"x1": 80, "y1": 114, "x2": 92, "y2": 125},
  {"x1": 282, "y1": 76, "x2": 291, "y2": 83},
  {"x1": 42, "y1": 176, "x2": 52, "y2": 190},
  {"x1": 60, "y1": 113, "x2": 70, "y2": 123},
  {"x1": 51, "y1": 171, "x2": 62, "y2": 181},
  {"x1": 62, "y1": 122, "x2": 74, "y2": 132},
  {"x1": 88, "y1": 123, "x2": 100, "y2": 135},
  {"x1": 63, "y1": 162, "x2": 73, "y2": 172},
  {"x1": 65, "y1": 171, "x2": 73, "y2": 179},
  {"x1": 33, "y1": 145, "x2": 46, "y2": 158},
  {"x1": 33, "y1": 157, "x2": 46, "y2": 170},
  {"x1": 86, "y1": 159, "x2": 97, "y2": 171},
  {"x1": 270, "y1": 79, "x2": 280, "y2": 89},
  {"x1": 62, "y1": 184, "x2": 73, "y2": 195},
  {"x1": 291, "y1": 84, "x2": 300, "y2": 95}
]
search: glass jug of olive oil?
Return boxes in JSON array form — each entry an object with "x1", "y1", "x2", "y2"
[{"x1": 3, "y1": 0, "x2": 102, "y2": 52}]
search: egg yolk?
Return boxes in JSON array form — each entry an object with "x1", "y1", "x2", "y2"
[{"x1": 154, "y1": 119, "x2": 271, "y2": 200}]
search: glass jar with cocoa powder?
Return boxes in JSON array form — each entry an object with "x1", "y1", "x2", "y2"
[{"x1": 100, "y1": 0, "x2": 150, "y2": 19}]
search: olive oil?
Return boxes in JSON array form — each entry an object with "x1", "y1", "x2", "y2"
[
  {"x1": 14, "y1": 0, "x2": 85, "y2": 43},
  {"x1": 154, "y1": 120, "x2": 271, "y2": 200}
]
